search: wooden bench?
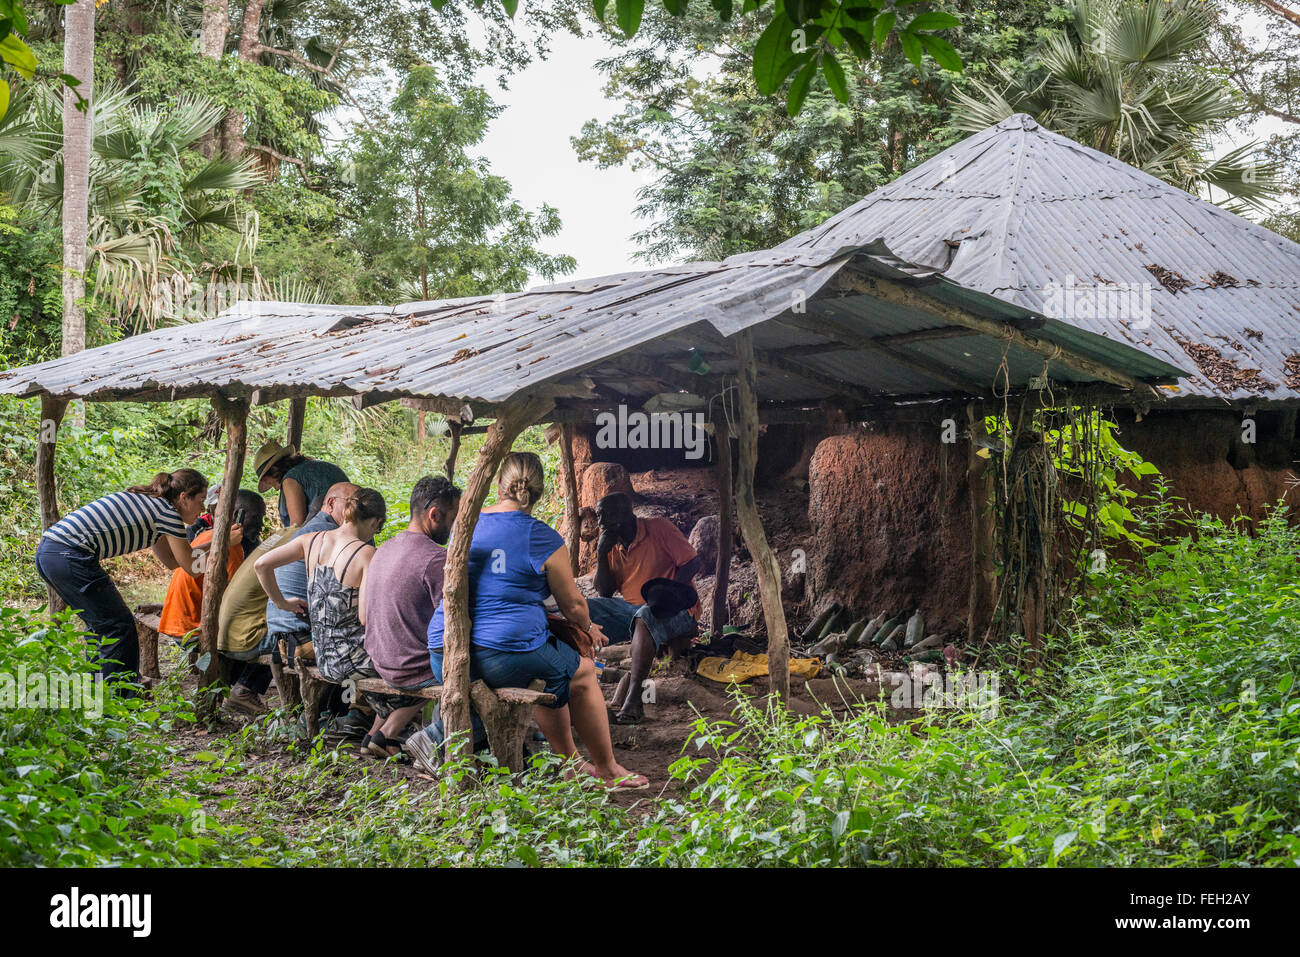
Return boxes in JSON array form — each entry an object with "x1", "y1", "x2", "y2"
[
  {"x1": 252, "y1": 655, "x2": 554, "y2": 773},
  {"x1": 132, "y1": 605, "x2": 555, "y2": 771}
]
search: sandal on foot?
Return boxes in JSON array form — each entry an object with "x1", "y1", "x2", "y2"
[{"x1": 366, "y1": 731, "x2": 405, "y2": 760}]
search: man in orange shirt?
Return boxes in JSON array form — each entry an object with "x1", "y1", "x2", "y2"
[
  {"x1": 588, "y1": 492, "x2": 701, "y2": 724},
  {"x1": 159, "y1": 490, "x2": 265, "y2": 646}
]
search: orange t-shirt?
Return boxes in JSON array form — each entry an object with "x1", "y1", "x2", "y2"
[
  {"x1": 158, "y1": 530, "x2": 244, "y2": 638},
  {"x1": 607, "y1": 516, "x2": 700, "y2": 618}
]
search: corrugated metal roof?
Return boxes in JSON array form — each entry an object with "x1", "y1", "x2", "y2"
[
  {"x1": 781, "y1": 113, "x2": 1300, "y2": 404},
  {"x1": 0, "y1": 240, "x2": 1183, "y2": 412}
]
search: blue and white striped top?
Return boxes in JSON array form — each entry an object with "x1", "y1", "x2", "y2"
[{"x1": 43, "y1": 490, "x2": 187, "y2": 560}]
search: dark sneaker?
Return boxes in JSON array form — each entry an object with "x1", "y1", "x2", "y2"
[{"x1": 336, "y1": 708, "x2": 371, "y2": 741}]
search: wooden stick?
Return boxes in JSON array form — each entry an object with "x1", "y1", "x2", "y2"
[
  {"x1": 966, "y1": 402, "x2": 996, "y2": 647},
  {"x1": 286, "y1": 395, "x2": 306, "y2": 448},
  {"x1": 559, "y1": 422, "x2": 581, "y2": 576},
  {"x1": 441, "y1": 394, "x2": 555, "y2": 760},
  {"x1": 712, "y1": 416, "x2": 733, "y2": 633},
  {"x1": 733, "y1": 331, "x2": 791, "y2": 703},
  {"x1": 444, "y1": 420, "x2": 462, "y2": 480},
  {"x1": 199, "y1": 394, "x2": 249, "y2": 688},
  {"x1": 36, "y1": 395, "x2": 69, "y2": 613}
]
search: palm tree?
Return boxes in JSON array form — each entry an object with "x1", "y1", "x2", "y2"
[
  {"x1": 952, "y1": 0, "x2": 1280, "y2": 211},
  {"x1": 2, "y1": 82, "x2": 263, "y2": 330}
]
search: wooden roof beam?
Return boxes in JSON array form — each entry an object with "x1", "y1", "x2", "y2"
[
  {"x1": 779, "y1": 314, "x2": 992, "y2": 397},
  {"x1": 827, "y1": 270, "x2": 1146, "y2": 392}
]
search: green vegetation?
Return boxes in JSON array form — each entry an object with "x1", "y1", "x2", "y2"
[{"x1": 3, "y1": 507, "x2": 1296, "y2": 866}]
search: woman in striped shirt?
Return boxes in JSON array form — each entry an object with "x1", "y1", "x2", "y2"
[{"x1": 36, "y1": 469, "x2": 212, "y2": 686}]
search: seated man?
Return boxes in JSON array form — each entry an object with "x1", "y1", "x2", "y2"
[
  {"x1": 586, "y1": 492, "x2": 701, "y2": 724},
  {"x1": 158, "y1": 489, "x2": 264, "y2": 650},
  {"x1": 359, "y1": 475, "x2": 462, "y2": 760}
]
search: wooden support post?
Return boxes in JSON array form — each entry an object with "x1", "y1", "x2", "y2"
[
  {"x1": 286, "y1": 395, "x2": 306, "y2": 449},
  {"x1": 966, "y1": 403, "x2": 996, "y2": 647},
  {"x1": 270, "y1": 658, "x2": 301, "y2": 709},
  {"x1": 733, "y1": 331, "x2": 791, "y2": 703},
  {"x1": 559, "y1": 422, "x2": 581, "y2": 576},
  {"x1": 300, "y1": 668, "x2": 326, "y2": 741},
  {"x1": 442, "y1": 394, "x2": 556, "y2": 760},
  {"x1": 444, "y1": 420, "x2": 462, "y2": 480},
  {"x1": 36, "y1": 395, "x2": 69, "y2": 613},
  {"x1": 200, "y1": 394, "x2": 249, "y2": 688},
  {"x1": 712, "y1": 416, "x2": 734, "y2": 633},
  {"x1": 416, "y1": 409, "x2": 426, "y2": 447},
  {"x1": 470, "y1": 678, "x2": 546, "y2": 773}
]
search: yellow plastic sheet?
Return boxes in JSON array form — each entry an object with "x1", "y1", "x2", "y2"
[{"x1": 695, "y1": 651, "x2": 821, "y2": 684}]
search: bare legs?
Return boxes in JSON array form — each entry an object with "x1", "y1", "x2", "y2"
[
  {"x1": 367, "y1": 701, "x2": 427, "y2": 757},
  {"x1": 532, "y1": 656, "x2": 646, "y2": 787},
  {"x1": 611, "y1": 619, "x2": 656, "y2": 723}
]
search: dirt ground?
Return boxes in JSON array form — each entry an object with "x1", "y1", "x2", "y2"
[{"x1": 151, "y1": 628, "x2": 896, "y2": 810}]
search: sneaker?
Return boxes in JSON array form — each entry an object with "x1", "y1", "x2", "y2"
[
  {"x1": 225, "y1": 685, "x2": 268, "y2": 716},
  {"x1": 402, "y1": 727, "x2": 442, "y2": 775},
  {"x1": 336, "y1": 708, "x2": 371, "y2": 741}
]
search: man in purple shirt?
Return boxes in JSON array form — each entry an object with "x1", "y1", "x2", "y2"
[{"x1": 359, "y1": 476, "x2": 461, "y2": 759}]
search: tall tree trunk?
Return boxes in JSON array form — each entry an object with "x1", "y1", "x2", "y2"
[
  {"x1": 198, "y1": 0, "x2": 230, "y2": 157},
  {"x1": 221, "y1": 0, "x2": 265, "y2": 157},
  {"x1": 61, "y1": 0, "x2": 95, "y2": 429}
]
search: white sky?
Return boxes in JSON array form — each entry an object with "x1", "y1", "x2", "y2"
[{"x1": 474, "y1": 28, "x2": 654, "y2": 281}]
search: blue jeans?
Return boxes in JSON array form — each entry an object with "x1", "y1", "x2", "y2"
[
  {"x1": 35, "y1": 537, "x2": 139, "y2": 685},
  {"x1": 587, "y1": 595, "x2": 698, "y2": 648},
  {"x1": 426, "y1": 638, "x2": 580, "y2": 745}
]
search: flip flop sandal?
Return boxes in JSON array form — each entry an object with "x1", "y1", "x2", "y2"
[{"x1": 366, "y1": 731, "x2": 406, "y2": 760}]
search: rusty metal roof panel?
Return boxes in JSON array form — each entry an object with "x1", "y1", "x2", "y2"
[
  {"x1": 781, "y1": 114, "x2": 1300, "y2": 402},
  {"x1": 0, "y1": 240, "x2": 1185, "y2": 408}
]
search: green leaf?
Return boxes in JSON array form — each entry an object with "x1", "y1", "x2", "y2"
[
  {"x1": 0, "y1": 79, "x2": 8, "y2": 121},
  {"x1": 592, "y1": 0, "x2": 609, "y2": 20},
  {"x1": 919, "y1": 34, "x2": 962, "y2": 72},
  {"x1": 786, "y1": 58, "x2": 817, "y2": 116},
  {"x1": 0, "y1": 33, "x2": 36, "y2": 78},
  {"x1": 663, "y1": 0, "x2": 689, "y2": 13},
  {"x1": 842, "y1": 25, "x2": 870, "y2": 59},
  {"x1": 710, "y1": 0, "x2": 733, "y2": 19},
  {"x1": 832, "y1": 809, "x2": 849, "y2": 841},
  {"x1": 822, "y1": 52, "x2": 847, "y2": 102},
  {"x1": 1052, "y1": 830, "x2": 1077, "y2": 859},
  {"x1": 501, "y1": 0, "x2": 519, "y2": 16},
  {"x1": 754, "y1": 14, "x2": 803, "y2": 95},
  {"x1": 873, "y1": 11, "x2": 895, "y2": 46},
  {"x1": 898, "y1": 30, "x2": 922, "y2": 68},
  {"x1": 906, "y1": 11, "x2": 960, "y2": 31},
  {"x1": 615, "y1": 0, "x2": 643, "y2": 36}
]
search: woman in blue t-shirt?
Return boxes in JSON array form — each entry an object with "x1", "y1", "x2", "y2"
[{"x1": 426, "y1": 452, "x2": 647, "y2": 789}]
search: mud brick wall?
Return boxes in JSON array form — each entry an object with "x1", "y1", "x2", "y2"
[{"x1": 807, "y1": 423, "x2": 974, "y2": 636}]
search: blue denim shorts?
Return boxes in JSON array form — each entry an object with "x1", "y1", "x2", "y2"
[
  {"x1": 587, "y1": 595, "x2": 698, "y2": 649},
  {"x1": 430, "y1": 636, "x2": 580, "y2": 709}
]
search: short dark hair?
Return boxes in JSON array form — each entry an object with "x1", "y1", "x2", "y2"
[
  {"x1": 411, "y1": 475, "x2": 462, "y2": 516},
  {"x1": 235, "y1": 489, "x2": 266, "y2": 528}
]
